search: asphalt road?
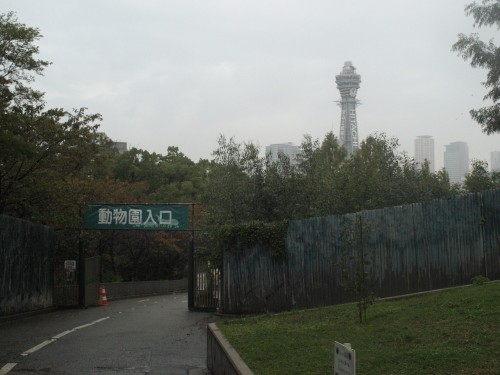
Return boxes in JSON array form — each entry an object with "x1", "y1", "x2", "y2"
[{"x1": 0, "y1": 292, "x2": 217, "y2": 374}]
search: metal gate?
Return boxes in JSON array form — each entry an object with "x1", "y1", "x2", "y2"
[
  {"x1": 53, "y1": 259, "x2": 78, "y2": 307},
  {"x1": 53, "y1": 256, "x2": 100, "y2": 308},
  {"x1": 191, "y1": 248, "x2": 221, "y2": 311}
]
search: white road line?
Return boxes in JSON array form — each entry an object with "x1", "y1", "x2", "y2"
[
  {"x1": 52, "y1": 330, "x2": 72, "y2": 339},
  {"x1": 21, "y1": 339, "x2": 55, "y2": 356},
  {"x1": 73, "y1": 317, "x2": 109, "y2": 331},
  {"x1": 21, "y1": 317, "x2": 110, "y2": 357},
  {"x1": 137, "y1": 299, "x2": 149, "y2": 303},
  {"x1": 0, "y1": 363, "x2": 17, "y2": 375}
]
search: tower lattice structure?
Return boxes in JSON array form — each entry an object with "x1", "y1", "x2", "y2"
[{"x1": 336, "y1": 61, "x2": 361, "y2": 155}]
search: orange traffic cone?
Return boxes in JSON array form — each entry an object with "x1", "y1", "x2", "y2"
[{"x1": 99, "y1": 284, "x2": 108, "y2": 306}]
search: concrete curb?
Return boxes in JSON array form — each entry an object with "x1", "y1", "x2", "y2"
[
  {"x1": 207, "y1": 322, "x2": 254, "y2": 375},
  {"x1": 379, "y1": 279, "x2": 500, "y2": 302},
  {"x1": 0, "y1": 307, "x2": 58, "y2": 326}
]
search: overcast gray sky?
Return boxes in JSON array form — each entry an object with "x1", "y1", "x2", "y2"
[{"x1": 2, "y1": 0, "x2": 499, "y2": 170}]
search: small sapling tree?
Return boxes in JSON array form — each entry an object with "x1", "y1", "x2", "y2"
[{"x1": 339, "y1": 214, "x2": 376, "y2": 323}]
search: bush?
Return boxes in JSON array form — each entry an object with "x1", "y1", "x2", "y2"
[{"x1": 471, "y1": 275, "x2": 490, "y2": 286}]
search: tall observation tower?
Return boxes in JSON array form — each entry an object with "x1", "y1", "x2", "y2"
[{"x1": 336, "y1": 61, "x2": 361, "y2": 155}]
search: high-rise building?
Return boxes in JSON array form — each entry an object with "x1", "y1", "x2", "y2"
[
  {"x1": 336, "y1": 61, "x2": 361, "y2": 156},
  {"x1": 113, "y1": 141, "x2": 128, "y2": 154},
  {"x1": 265, "y1": 143, "x2": 301, "y2": 165},
  {"x1": 444, "y1": 142, "x2": 469, "y2": 183},
  {"x1": 491, "y1": 151, "x2": 500, "y2": 172},
  {"x1": 414, "y1": 135, "x2": 435, "y2": 172}
]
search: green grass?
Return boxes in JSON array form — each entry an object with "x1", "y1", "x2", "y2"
[{"x1": 218, "y1": 282, "x2": 500, "y2": 375}]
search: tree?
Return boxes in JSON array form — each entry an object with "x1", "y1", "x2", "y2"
[
  {"x1": 453, "y1": 0, "x2": 500, "y2": 134},
  {"x1": 294, "y1": 133, "x2": 346, "y2": 216},
  {"x1": 261, "y1": 151, "x2": 301, "y2": 221},
  {"x1": 0, "y1": 11, "x2": 103, "y2": 225},
  {"x1": 0, "y1": 97, "x2": 103, "y2": 220},
  {"x1": 412, "y1": 165, "x2": 453, "y2": 202},
  {"x1": 338, "y1": 134, "x2": 404, "y2": 212},
  {"x1": 464, "y1": 159, "x2": 500, "y2": 192},
  {"x1": 110, "y1": 146, "x2": 205, "y2": 203},
  {"x1": 151, "y1": 146, "x2": 205, "y2": 203},
  {"x1": 0, "y1": 12, "x2": 49, "y2": 108},
  {"x1": 339, "y1": 214, "x2": 375, "y2": 323},
  {"x1": 203, "y1": 135, "x2": 264, "y2": 225}
]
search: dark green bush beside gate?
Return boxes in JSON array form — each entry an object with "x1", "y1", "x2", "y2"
[
  {"x1": 0, "y1": 215, "x2": 54, "y2": 316},
  {"x1": 223, "y1": 190, "x2": 500, "y2": 314}
]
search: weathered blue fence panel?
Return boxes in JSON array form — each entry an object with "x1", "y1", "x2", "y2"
[
  {"x1": 224, "y1": 247, "x2": 289, "y2": 314},
  {"x1": 222, "y1": 190, "x2": 500, "y2": 314},
  {"x1": 482, "y1": 190, "x2": 500, "y2": 277},
  {"x1": 0, "y1": 215, "x2": 53, "y2": 316}
]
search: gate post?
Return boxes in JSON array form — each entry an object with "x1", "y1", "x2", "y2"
[
  {"x1": 188, "y1": 204, "x2": 195, "y2": 311},
  {"x1": 78, "y1": 229, "x2": 85, "y2": 308}
]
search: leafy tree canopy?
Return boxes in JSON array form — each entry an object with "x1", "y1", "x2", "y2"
[
  {"x1": 202, "y1": 132, "x2": 455, "y2": 228},
  {"x1": 453, "y1": 0, "x2": 500, "y2": 134},
  {"x1": 0, "y1": 11, "x2": 49, "y2": 109},
  {"x1": 464, "y1": 159, "x2": 500, "y2": 192},
  {"x1": 0, "y1": 12, "x2": 105, "y2": 222}
]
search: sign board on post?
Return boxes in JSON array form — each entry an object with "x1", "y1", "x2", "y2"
[
  {"x1": 84, "y1": 204, "x2": 189, "y2": 230},
  {"x1": 334, "y1": 341, "x2": 355, "y2": 375},
  {"x1": 64, "y1": 260, "x2": 76, "y2": 282},
  {"x1": 64, "y1": 260, "x2": 76, "y2": 270}
]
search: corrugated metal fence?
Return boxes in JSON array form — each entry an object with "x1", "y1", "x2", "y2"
[{"x1": 223, "y1": 190, "x2": 500, "y2": 314}]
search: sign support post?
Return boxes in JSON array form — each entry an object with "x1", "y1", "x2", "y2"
[
  {"x1": 78, "y1": 228, "x2": 85, "y2": 308},
  {"x1": 188, "y1": 204, "x2": 195, "y2": 311}
]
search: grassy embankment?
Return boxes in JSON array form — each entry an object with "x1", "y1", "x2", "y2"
[{"x1": 218, "y1": 282, "x2": 500, "y2": 374}]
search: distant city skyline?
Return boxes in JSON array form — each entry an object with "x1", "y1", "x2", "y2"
[
  {"x1": 4, "y1": 1, "x2": 499, "y2": 169},
  {"x1": 267, "y1": 137, "x2": 500, "y2": 178}
]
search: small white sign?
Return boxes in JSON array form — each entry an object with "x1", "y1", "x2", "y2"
[
  {"x1": 334, "y1": 341, "x2": 355, "y2": 375},
  {"x1": 64, "y1": 260, "x2": 76, "y2": 270}
]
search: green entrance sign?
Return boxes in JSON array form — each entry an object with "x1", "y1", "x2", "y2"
[{"x1": 84, "y1": 204, "x2": 189, "y2": 230}]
